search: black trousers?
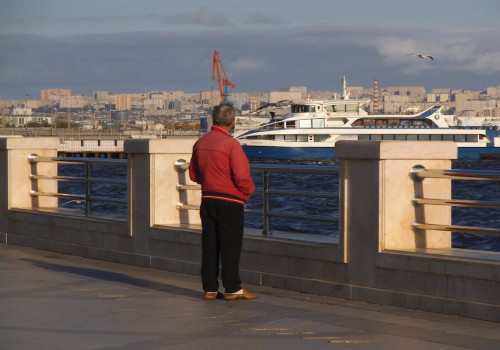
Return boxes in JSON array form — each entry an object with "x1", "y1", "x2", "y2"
[{"x1": 200, "y1": 198, "x2": 244, "y2": 294}]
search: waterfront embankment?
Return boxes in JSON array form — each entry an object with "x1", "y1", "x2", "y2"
[
  {"x1": 1, "y1": 137, "x2": 499, "y2": 323},
  {"x1": 2, "y1": 243, "x2": 499, "y2": 350}
]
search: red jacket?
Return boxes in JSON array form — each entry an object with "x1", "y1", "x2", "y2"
[{"x1": 189, "y1": 126, "x2": 255, "y2": 205}]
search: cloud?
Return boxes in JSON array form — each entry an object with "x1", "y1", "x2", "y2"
[
  {"x1": 1, "y1": 26, "x2": 499, "y2": 99},
  {"x1": 167, "y1": 7, "x2": 232, "y2": 28},
  {"x1": 371, "y1": 29, "x2": 500, "y2": 76},
  {"x1": 228, "y1": 57, "x2": 266, "y2": 72},
  {"x1": 471, "y1": 52, "x2": 500, "y2": 74},
  {"x1": 244, "y1": 12, "x2": 287, "y2": 25}
]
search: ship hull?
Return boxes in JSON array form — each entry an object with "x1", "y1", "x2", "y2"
[{"x1": 243, "y1": 145, "x2": 500, "y2": 160}]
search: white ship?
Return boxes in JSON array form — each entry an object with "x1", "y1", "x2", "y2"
[{"x1": 236, "y1": 82, "x2": 500, "y2": 160}]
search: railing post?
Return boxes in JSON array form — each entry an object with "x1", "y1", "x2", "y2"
[
  {"x1": 85, "y1": 162, "x2": 91, "y2": 215},
  {"x1": 0, "y1": 137, "x2": 59, "y2": 216},
  {"x1": 123, "y1": 138, "x2": 200, "y2": 229},
  {"x1": 262, "y1": 170, "x2": 272, "y2": 236},
  {"x1": 336, "y1": 140, "x2": 457, "y2": 255}
]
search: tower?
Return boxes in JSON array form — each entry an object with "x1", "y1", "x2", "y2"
[{"x1": 373, "y1": 79, "x2": 379, "y2": 113}]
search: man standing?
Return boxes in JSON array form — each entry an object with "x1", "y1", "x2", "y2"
[{"x1": 189, "y1": 103, "x2": 258, "y2": 300}]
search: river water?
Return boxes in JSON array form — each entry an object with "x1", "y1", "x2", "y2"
[{"x1": 58, "y1": 159, "x2": 500, "y2": 252}]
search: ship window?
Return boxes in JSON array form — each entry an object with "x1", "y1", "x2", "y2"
[
  {"x1": 314, "y1": 135, "x2": 329, "y2": 142},
  {"x1": 382, "y1": 134, "x2": 395, "y2": 140},
  {"x1": 312, "y1": 119, "x2": 324, "y2": 128},
  {"x1": 285, "y1": 121, "x2": 295, "y2": 128},
  {"x1": 395, "y1": 134, "x2": 406, "y2": 140},
  {"x1": 346, "y1": 104, "x2": 358, "y2": 112},
  {"x1": 358, "y1": 134, "x2": 370, "y2": 140},
  {"x1": 418, "y1": 134, "x2": 430, "y2": 140},
  {"x1": 455, "y1": 134, "x2": 466, "y2": 142},
  {"x1": 443, "y1": 134, "x2": 454, "y2": 141},
  {"x1": 430, "y1": 134, "x2": 442, "y2": 141},
  {"x1": 334, "y1": 104, "x2": 346, "y2": 112},
  {"x1": 284, "y1": 134, "x2": 296, "y2": 142},
  {"x1": 466, "y1": 134, "x2": 478, "y2": 142},
  {"x1": 275, "y1": 134, "x2": 284, "y2": 141},
  {"x1": 325, "y1": 105, "x2": 334, "y2": 112},
  {"x1": 292, "y1": 105, "x2": 315, "y2": 113},
  {"x1": 407, "y1": 134, "x2": 418, "y2": 140},
  {"x1": 297, "y1": 134, "x2": 308, "y2": 142},
  {"x1": 299, "y1": 119, "x2": 312, "y2": 128},
  {"x1": 370, "y1": 134, "x2": 382, "y2": 140}
]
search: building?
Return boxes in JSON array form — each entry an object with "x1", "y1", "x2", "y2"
[
  {"x1": 149, "y1": 92, "x2": 164, "y2": 100},
  {"x1": 427, "y1": 93, "x2": 450, "y2": 103},
  {"x1": 166, "y1": 90, "x2": 184, "y2": 101},
  {"x1": 115, "y1": 94, "x2": 132, "y2": 111},
  {"x1": 12, "y1": 107, "x2": 32, "y2": 116},
  {"x1": 145, "y1": 98, "x2": 164, "y2": 110},
  {"x1": 41, "y1": 89, "x2": 71, "y2": 101},
  {"x1": 452, "y1": 93, "x2": 470, "y2": 102},
  {"x1": 387, "y1": 86, "x2": 426, "y2": 96},
  {"x1": 59, "y1": 96, "x2": 84, "y2": 109},
  {"x1": 2, "y1": 107, "x2": 52, "y2": 127},
  {"x1": 200, "y1": 90, "x2": 220, "y2": 105},
  {"x1": 93, "y1": 91, "x2": 113, "y2": 100},
  {"x1": 269, "y1": 91, "x2": 303, "y2": 103},
  {"x1": 487, "y1": 86, "x2": 500, "y2": 96}
]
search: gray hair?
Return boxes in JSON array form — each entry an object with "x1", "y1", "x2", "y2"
[{"x1": 212, "y1": 103, "x2": 235, "y2": 126}]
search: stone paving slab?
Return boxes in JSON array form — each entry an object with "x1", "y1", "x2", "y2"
[{"x1": 1, "y1": 243, "x2": 499, "y2": 349}]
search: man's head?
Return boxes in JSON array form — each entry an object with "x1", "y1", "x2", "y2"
[{"x1": 212, "y1": 103, "x2": 235, "y2": 127}]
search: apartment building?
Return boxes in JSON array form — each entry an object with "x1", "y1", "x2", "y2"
[
  {"x1": 60, "y1": 96, "x2": 84, "y2": 109},
  {"x1": 115, "y1": 94, "x2": 132, "y2": 111},
  {"x1": 41, "y1": 89, "x2": 71, "y2": 101},
  {"x1": 269, "y1": 91, "x2": 303, "y2": 103}
]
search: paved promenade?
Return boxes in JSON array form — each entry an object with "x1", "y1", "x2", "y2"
[{"x1": 1, "y1": 243, "x2": 499, "y2": 349}]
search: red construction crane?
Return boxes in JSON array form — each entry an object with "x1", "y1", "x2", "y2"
[{"x1": 212, "y1": 50, "x2": 236, "y2": 102}]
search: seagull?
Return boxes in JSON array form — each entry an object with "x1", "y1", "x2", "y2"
[
  {"x1": 407, "y1": 53, "x2": 434, "y2": 60},
  {"x1": 64, "y1": 199, "x2": 85, "y2": 205}
]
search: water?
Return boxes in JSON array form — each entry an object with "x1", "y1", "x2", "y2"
[
  {"x1": 57, "y1": 159, "x2": 500, "y2": 252},
  {"x1": 450, "y1": 160, "x2": 500, "y2": 251},
  {"x1": 58, "y1": 163, "x2": 128, "y2": 215},
  {"x1": 245, "y1": 161, "x2": 338, "y2": 236}
]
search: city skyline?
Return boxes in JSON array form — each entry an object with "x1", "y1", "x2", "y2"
[
  {"x1": 1, "y1": 0, "x2": 500, "y2": 100},
  {"x1": 4, "y1": 82, "x2": 499, "y2": 104}
]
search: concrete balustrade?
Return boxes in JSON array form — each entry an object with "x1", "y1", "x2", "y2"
[
  {"x1": 0, "y1": 137, "x2": 59, "y2": 234},
  {"x1": 337, "y1": 140, "x2": 453, "y2": 253},
  {"x1": 0, "y1": 137, "x2": 499, "y2": 322}
]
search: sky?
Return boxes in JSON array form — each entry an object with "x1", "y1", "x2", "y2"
[{"x1": 1, "y1": 0, "x2": 500, "y2": 100}]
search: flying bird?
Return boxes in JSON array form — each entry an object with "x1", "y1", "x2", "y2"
[{"x1": 407, "y1": 53, "x2": 434, "y2": 60}]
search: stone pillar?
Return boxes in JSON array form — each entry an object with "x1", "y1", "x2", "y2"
[
  {"x1": 0, "y1": 137, "x2": 59, "y2": 209},
  {"x1": 0, "y1": 137, "x2": 59, "y2": 234},
  {"x1": 336, "y1": 141, "x2": 457, "y2": 260},
  {"x1": 124, "y1": 138, "x2": 200, "y2": 235}
]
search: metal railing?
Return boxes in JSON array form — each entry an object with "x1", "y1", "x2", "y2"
[
  {"x1": 175, "y1": 160, "x2": 339, "y2": 236},
  {"x1": 28, "y1": 154, "x2": 128, "y2": 216},
  {"x1": 410, "y1": 164, "x2": 500, "y2": 237}
]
